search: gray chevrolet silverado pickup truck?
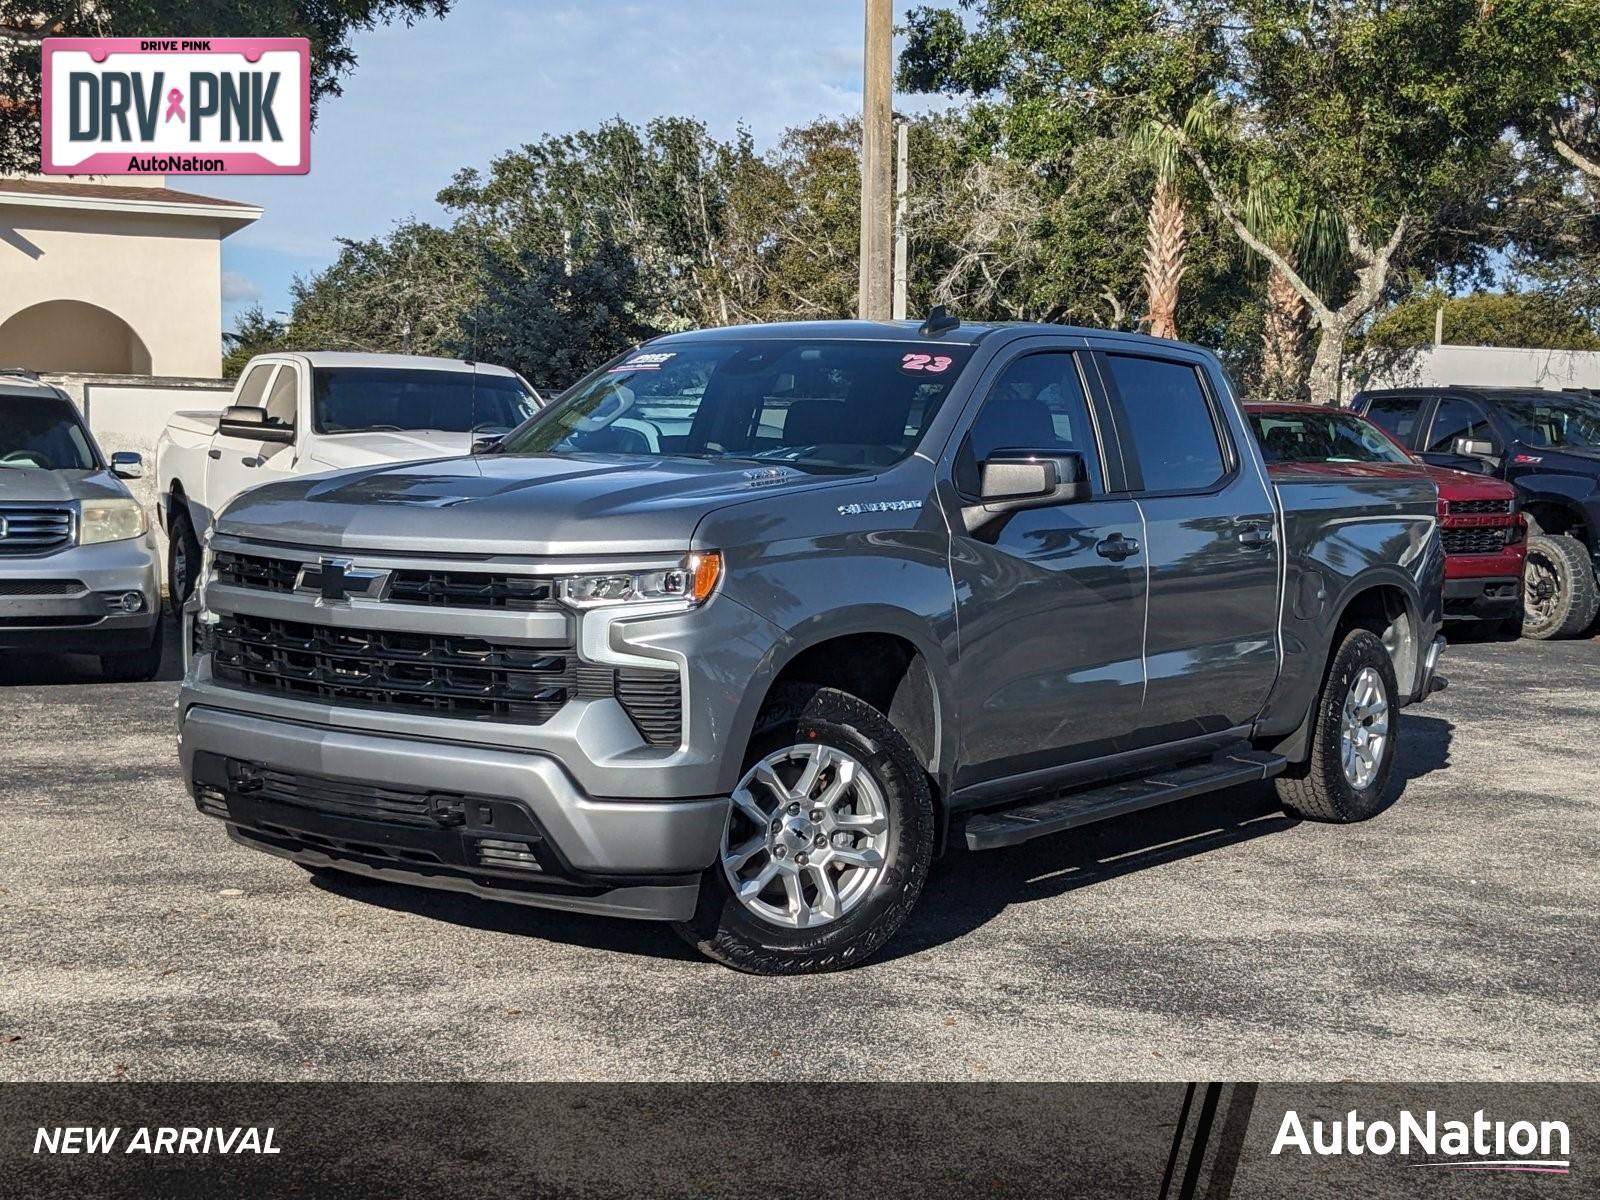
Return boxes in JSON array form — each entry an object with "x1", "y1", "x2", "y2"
[{"x1": 179, "y1": 319, "x2": 1445, "y2": 973}]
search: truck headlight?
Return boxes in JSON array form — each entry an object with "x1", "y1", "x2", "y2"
[
  {"x1": 559, "y1": 552, "x2": 722, "y2": 609},
  {"x1": 79, "y1": 498, "x2": 147, "y2": 545}
]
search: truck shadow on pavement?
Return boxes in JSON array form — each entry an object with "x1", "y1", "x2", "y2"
[{"x1": 313, "y1": 714, "x2": 1455, "y2": 969}]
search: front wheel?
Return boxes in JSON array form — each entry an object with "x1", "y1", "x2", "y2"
[
  {"x1": 166, "y1": 509, "x2": 202, "y2": 616},
  {"x1": 674, "y1": 684, "x2": 934, "y2": 975},
  {"x1": 1275, "y1": 628, "x2": 1400, "y2": 823},
  {"x1": 1521, "y1": 533, "x2": 1599, "y2": 640}
]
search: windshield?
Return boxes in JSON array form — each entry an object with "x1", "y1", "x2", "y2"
[
  {"x1": 498, "y1": 339, "x2": 976, "y2": 473},
  {"x1": 313, "y1": 368, "x2": 538, "y2": 435},
  {"x1": 0, "y1": 397, "x2": 98, "y2": 470},
  {"x1": 1250, "y1": 410, "x2": 1414, "y2": 466},
  {"x1": 1493, "y1": 392, "x2": 1600, "y2": 451}
]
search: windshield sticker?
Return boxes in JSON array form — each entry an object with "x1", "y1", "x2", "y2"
[
  {"x1": 900, "y1": 353, "x2": 953, "y2": 374},
  {"x1": 608, "y1": 351, "x2": 676, "y2": 373},
  {"x1": 838, "y1": 500, "x2": 923, "y2": 516}
]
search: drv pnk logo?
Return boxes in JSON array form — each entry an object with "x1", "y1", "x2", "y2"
[{"x1": 41, "y1": 38, "x2": 309, "y2": 175}]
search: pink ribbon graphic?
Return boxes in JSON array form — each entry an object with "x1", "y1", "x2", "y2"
[{"x1": 164, "y1": 88, "x2": 185, "y2": 122}]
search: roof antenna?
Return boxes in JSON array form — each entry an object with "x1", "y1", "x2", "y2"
[{"x1": 918, "y1": 305, "x2": 960, "y2": 337}]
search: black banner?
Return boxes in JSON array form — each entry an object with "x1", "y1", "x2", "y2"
[{"x1": 0, "y1": 1083, "x2": 1591, "y2": 1198}]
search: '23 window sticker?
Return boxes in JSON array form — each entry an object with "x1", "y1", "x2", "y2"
[{"x1": 900, "y1": 352, "x2": 953, "y2": 374}]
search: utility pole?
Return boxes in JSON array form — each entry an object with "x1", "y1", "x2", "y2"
[
  {"x1": 892, "y1": 115, "x2": 909, "y2": 321},
  {"x1": 858, "y1": 0, "x2": 893, "y2": 320}
]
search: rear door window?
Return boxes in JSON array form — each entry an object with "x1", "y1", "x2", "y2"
[
  {"x1": 1099, "y1": 354, "x2": 1228, "y2": 492},
  {"x1": 1363, "y1": 395, "x2": 1425, "y2": 447},
  {"x1": 1427, "y1": 397, "x2": 1499, "y2": 453}
]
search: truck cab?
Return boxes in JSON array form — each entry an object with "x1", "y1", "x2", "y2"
[{"x1": 156, "y1": 352, "x2": 540, "y2": 608}]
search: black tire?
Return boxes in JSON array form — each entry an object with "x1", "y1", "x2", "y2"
[
  {"x1": 1521, "y1": 533, "x2": 1599, "y2": 640},
  {"x1": 99, "y1": 619, "x2": 164, "y2": 683},
  {"x1": 166, "y1": 507, "x2": 202, "y2": 616},
  {"x1": 1275, "y1": 628, "x2": 1401, "y2": 823},
  {"x1": 674, "y1": 684, "x2": 935, "y2": 975}
]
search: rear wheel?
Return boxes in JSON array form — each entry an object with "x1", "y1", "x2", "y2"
[
  {"x1": 1521, "y1": 533, "x2": 1598, "y2": 640},
  {"x1": 1276, "y1": 628, "x2": 1400, "y2": 823},
  {"x1": 674, "y1": 684, "x2": 934, "y2": 974},
  {"x1": 166, "y1": 508, "x2": 202, "y2": 615}
]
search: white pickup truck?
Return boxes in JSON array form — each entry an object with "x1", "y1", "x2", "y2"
[{"x1": 156, "y1": 351, "x2": 540, "y2": 607}]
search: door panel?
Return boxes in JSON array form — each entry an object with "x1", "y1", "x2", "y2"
[
  {"x1": 1094, "y1": 352, "x2": 1280, "y2": 744},
  {"x1": 950, "y1": 499, "x2": 1148, "y2": 781},
  {"x1": 207, "y1": 364, "x2": 299, "y2": 520},
  {"x1": 944, "y1": 348, "x2": 1148, "y2": 787}
]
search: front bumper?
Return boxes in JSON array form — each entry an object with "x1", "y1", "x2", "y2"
[
  {"x1": 0, "y1": 535, "x2": 161, "y2": 652},
  {"x1": 179, "y1": 705, "x2": 728, "y2": 921},
  {"x1": 1443, "y1": 575, "x2": 1522, "y2": 620}
]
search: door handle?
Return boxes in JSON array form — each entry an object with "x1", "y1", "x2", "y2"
[
  {"x1": 1095, "y1": 533, "x2": 1141, "y2": 561},
  {"x1": 242, "y1": 456, "x2": 263, "y2": 468},
  {"x1": 1238, "y1": 525, "x2": 1274, "y2": 547},
  {"x1": 207, "y1": 448, "x2": 222, "y2": 460}
]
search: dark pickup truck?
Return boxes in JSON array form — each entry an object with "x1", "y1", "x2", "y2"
[
  {"x1": 180, "y1": 320, "x2": 1446, "y2": 973},
  {"x1": 1356, "y1": 385, "x2": 1600, "y2": 639}
]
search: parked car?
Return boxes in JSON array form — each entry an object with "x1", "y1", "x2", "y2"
[
  {"x1": 1354, "y1": 386, "x2": 1600, "y2": 639},
  {"x1": 0, "y1": 370, "x2": 163, "y2": 680},
  {"x1": 1246, "y1": 402, "x2": 1526, "y2": 633},
  {"x1": 178, "y1": 320, "x2": 1445, "y2": 974},
  {"x1": 156, "y1": 352, "x2": 541, "y2": 609}
]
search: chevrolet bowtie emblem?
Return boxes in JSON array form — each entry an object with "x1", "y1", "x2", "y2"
[{"x1": 296, "y1": 558, "x2": 389, "y2": 602}]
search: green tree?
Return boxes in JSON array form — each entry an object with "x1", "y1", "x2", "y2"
[
  {"x1": 1364, "y1": 289, "x2": 1600, "y2": 353},
  {"x1": 0, "y1": 1, "x2": 452, "y2": 173},
  {"x1": 461, "y1": 238, "x2": 657, "y2": 394},
  {"x1": 220, "y1": 305, "x2": 286, "y2": 377},
  {"x1": 903, "y1": 0, "x2": 1600, "y2": 403}
]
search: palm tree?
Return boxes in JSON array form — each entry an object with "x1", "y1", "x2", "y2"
[
  {"x1": 1130, "y1": 102, "x2": 1218, "y2": 341},
  {"x1": 1242, "y1": 168, "x2": 1344, "y2": 400}
]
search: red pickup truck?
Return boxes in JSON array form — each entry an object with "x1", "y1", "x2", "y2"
[{"x1": 1247, "y1": 403, "x2": 1526, "y2": 633}]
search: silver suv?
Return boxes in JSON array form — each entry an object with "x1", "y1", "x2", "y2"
[{"x1": 0, "y1": 371, "x2": 162, "y2": 680}]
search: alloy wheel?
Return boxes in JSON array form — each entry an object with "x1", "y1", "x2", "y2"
[{"x1": 1339, "y1": 666, "x2": 1390, "y2": 790}]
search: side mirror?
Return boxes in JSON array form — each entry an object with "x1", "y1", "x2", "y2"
[
  {"x1": 471, "y1": 434, "x2": 503, "y2": 455},
  {"x1": 964, "y1": 450, "x2": 1090, "y2": 535},
  {"x1": 1453, "y1": 436, "x2": 1497, "y2": 459},
  {"x1": 218, "y1": 405, "x2": 294, "y2": 444},
  {"x1": 109, "y1": 451, "x2": 143, "y2": 479}
]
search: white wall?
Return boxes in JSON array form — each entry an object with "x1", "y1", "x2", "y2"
[
  {"x1": 1360, "y1": 344, "x2": 1600, "y2": 391},
  {"x1": 46, "y1": 373, "x2": 233, "y2": 557}
]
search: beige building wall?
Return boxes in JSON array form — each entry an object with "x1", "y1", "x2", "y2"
[{"x1": 0, "y1": 207, "x2": 225, "y2": 376}]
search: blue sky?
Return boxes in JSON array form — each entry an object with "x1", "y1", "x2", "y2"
[{"x1": 175, "y1": 0, "x2": 958, "y2": 331}]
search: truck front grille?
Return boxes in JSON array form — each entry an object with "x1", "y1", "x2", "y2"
[
  {"x1": 1446, "y1": 498, "x2": 1513, "y2": 515},
  {"x1": 214, "y1": 550, "x2": 300, "y2": 592},
  {"x1": 386, "y1": 569, "x2": 559, "y2": 611},
  {"x1": 1442, "y1": 526, "x2": 1510, "y2": 555},
  {"x1": 0, "y1": 506, "x2": 73, "y2": 555},
  {"x1": 212, "y1": 612, "x2": 579, "y2": 723}
]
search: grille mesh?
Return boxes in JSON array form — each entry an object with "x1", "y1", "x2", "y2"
[
  {"x1": 1447, "y1": 498, "x2": 1513, "y2": 515},
  {"x1": 213, "y1": 551, "x2": 299, "y2": 592},
  {"x1": 1442, "y1": 526, "x2": 1510, "y2": 555},
  {"x1": 615, "y1": 668, "x2": 684, "y2": 746},
  {"x1": 0, "y1": 579, "x2": 83, "y2": 597}
]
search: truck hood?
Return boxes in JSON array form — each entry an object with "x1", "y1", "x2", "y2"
[
  {"x1": 1411, "y1": 462, "x2": 1517, "y2": 503},
  {"x1": 0, "y1": 468, "x2": 130, "y2": 504},
  {"x1": 216, "y1": 453, "x2": 834, "y2": 556},
  {"x1": 301, "y1": 429, "x2": 474, "y2": 471}
]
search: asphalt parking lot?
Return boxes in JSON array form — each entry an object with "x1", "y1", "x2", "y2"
[{"x1": 2, "y1": 621, "x2": 1597, "y2": 1082}]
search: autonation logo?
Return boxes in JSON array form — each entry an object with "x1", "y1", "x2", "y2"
[{"x1": 1272, "y1": 1108, "x2": 1571, "y2": 1174}]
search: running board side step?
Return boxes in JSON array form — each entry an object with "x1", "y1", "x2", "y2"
[{"x1": 958, "y1": 747, "x2": 1288, "y2": 852}]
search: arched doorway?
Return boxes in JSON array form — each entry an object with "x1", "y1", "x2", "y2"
[{"x1": 0, "y1": 300, "x2": 153, "y2": 374}]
